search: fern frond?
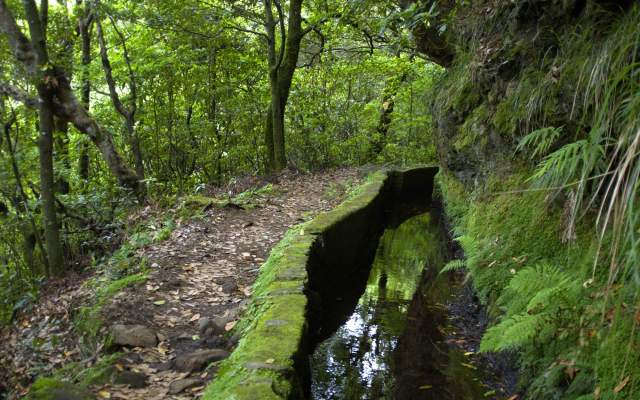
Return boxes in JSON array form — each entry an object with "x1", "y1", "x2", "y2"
[
  {"x1": 517, "y1": 126, "x2": 563, "y2": 158},
  {"x1": 480, "y1": 313, "x2": 544, "y2": 352},
  {"x1": 500, "y1": 263, "x2": 570, "y2": 316},
  {"x1": 439, "y1": 259, "x2": 466, "y2": 274},
  {"x1": 529, "y1": 140, "x2": 595, "y2": 188}
]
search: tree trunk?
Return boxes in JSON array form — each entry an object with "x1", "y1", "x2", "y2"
[
  {"x1": 262, "y1": 0, "x2": 306, "y2": 172},
  {"x1": 78, "y1": 4, "x2": 92, "y2": 180},
  {"x1": 126, "y1": 116, "x2": 144, "y2": 179},
  {"x1": 54, "y1": 117, "x2": 70, "y2": 194},
  {"x1": 269, "y1": 74, "x2": 286, "y2": 171},
  {"x1": 54, "y1": 74, "x2": 142, "y2": 196},
  {"x1": 371, "y1": 69, "x2": 408, "y2": 157},
  {"x1": 37, "y1": 86, "x2": 64, "y2": 276},
  {"x1": 263, "y1": 104, "x2": 275, "y2": 172}
]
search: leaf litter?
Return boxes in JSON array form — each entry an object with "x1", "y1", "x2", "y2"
[{"x1": 0, "y1": 168, "x2": 361, "y2": 399}]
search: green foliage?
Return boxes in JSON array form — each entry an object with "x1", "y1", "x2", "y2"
[
  {"x1": 516, "y1": 126, "x2": 563, "y2": 159},
  {"x1": 481, "y1": 263, "x2": 582, "y2": 352},
  {"x1": 440, "y1": 258, "x2": 466, "y2": 274}
]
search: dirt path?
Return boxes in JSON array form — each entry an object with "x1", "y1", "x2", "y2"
[{"x1": 0, "y1": 169, "x2": 361, "y2": 400}]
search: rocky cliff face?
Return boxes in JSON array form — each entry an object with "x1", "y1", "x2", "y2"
[
  {"x1": 409, "y1": 1, "x2": 640, "y2": 398},
  {"x1": 413, "y1": 0, "x2": 634, "y2": 186}
]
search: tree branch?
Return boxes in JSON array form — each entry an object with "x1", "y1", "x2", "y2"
[
  {"x1": 96, "y1": 17, "x2": 129, "y2": 119},
  {"x1": 23, "y1": 0, "x2": 49, "y2": 65},
  {"x1": 107, "y1": 13, "x2": 137, "y2": 116},
  {"x1": 0, "y1": 82, "x2": 39, "y2": 108},
  {"x1": 0, "y1": 0, "x2": 38, "y2": 74}
]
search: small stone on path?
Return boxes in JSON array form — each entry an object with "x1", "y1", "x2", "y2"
[
  {"x1": 175, "y1": 349, "x2": 230, "y2": 372},
  {"x1": 169, "y1": 378, "x2": 203, "y2": 394},
  {"x1": 113, "y1": 370, "x2": 147, "y2": 388},
  {"x1": 110, "y1": 324, "x2": 158, "y2": 348}
]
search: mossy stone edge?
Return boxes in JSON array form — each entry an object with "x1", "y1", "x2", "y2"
[{"x1": 203, "y1": 167, "x2": 437, "y2": 400}]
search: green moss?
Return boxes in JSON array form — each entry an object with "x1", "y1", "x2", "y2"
[
  {"x1": 203, "y1": 170, "x2": 393, "y2": 399},
  {"x1": 454, "y1": 105, "x2": 490, "y2": 151},
  {"x1": 436, "y1": 52, "x2": 478, "y2": 113},
  {"x1": 27, "y1": 378, "x2": 92, "y2": 400}
]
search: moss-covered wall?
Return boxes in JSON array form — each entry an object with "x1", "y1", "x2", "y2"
[
  {"x1": 416, "y1": 0, "x2": 640, "y2": 398},
  {"x1": 203, "y1": 166, "x2": 437, "y2": 400}
]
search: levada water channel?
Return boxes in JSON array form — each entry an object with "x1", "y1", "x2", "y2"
[{"x1": 309, "y1": 200, "x2": 495, "y2": 400}]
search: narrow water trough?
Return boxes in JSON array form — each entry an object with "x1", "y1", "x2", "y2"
[
  {"x1": 310, "y1": 203, "x2": 491, "y2": 399},
  {"x1": 204, "y1": 167, "x2": 443, "y2": 400}
]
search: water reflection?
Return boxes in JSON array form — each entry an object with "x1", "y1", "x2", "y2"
[{"x1": 311, "y1": 211, "x2": 488, "y2": 400}]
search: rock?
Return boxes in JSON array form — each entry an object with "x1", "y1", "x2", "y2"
[
  {"x1": 221, "y1": 280, "x2": 238, "y2": 293},
  {"x1": 31, "y1": 382, "x2": 92, "y2": 400},
  {"x1": 198, "y1": 317, "x2": 225, "y2": 337},
  {"x1": 203, "y1": 335, "x2": 229, "y2": 349},
  {"x1": 228, "y1": 332, "x2": 241, "y2": 348},
  {"x1": 111, "y1": 324, "x2": 158, "y2": 348},
  {"x1": 113, "y1": 370, "x2": 147, "y2": 388},
  {"x1": 149, "y1": 360, "x2": 174, "y2": 372},
  {"x1": 169, "y1": 378, "x2": 203, "y2": 394},
  {"x1": 175, "y1": 349, "x2": 230, "y2": 372}
]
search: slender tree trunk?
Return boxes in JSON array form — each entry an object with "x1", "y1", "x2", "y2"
[
  {"x1": 263, "y1": 104, "x2": 275, "y2": 171},
  {"x1": 126, "y1": 116, "x2": 144, "y2": 179},
  {"x1": 262, "y1": 0, "x2": 306, "y2": 172},
  {"x1": 269, "y1": 74, "x2": 286, "y2": 171},
  {"x1": 54, "y1": 118, "x2": 70, "y2": 194},
  {"x1": 97, "y1": 16, "x2": 145, "y2": 186},
  {"x1": 3, "y1": 104, "x2": 48, "y2": 274},
  {"x1": 78, "y1": 3, "x2": 92, "y2": 180},
  {"x1": 37, "y1": 86, "x2": 63, "y2": 275}
]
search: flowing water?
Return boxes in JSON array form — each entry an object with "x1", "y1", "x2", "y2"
[{"x1": 310, "y1": 208, "x2": 490, "y2": 400}]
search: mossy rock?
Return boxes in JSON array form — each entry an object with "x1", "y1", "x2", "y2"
[{"x1": 27, "y1": 379, "x2": 92, "y2": 400}]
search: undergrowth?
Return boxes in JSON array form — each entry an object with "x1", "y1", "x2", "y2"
[{"x1": 434, "y1": 3, "x2": 640, "y2": 399}]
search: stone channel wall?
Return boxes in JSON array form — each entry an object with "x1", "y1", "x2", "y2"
[{"x1": 203, "y1": 167, "x2": 438, "y2": 400}]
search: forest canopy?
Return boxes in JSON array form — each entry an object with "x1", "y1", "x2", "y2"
[{"x1": 0, "y1": 0, "x2": 438, "y2": 303}]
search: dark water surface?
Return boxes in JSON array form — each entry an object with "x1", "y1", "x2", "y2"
[{"x1": 310, "y1": 208, "x2": 490, "y2": 400}]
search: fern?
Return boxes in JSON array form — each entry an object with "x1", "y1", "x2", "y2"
[
  {"x1": 529, "y1": 140, "x2": 591, "y2": 188},
  {"x1": 439, "y1": 259, "x2": 466, "y2": 274},
  {"x1": 481, "y1": 313, "x2": 545, "y2": 352},
  {"x1": 517, "y1": 126, "x2": 563, "y2": 158},
  {"x1": 481, "y1": 263, "x2": 583, "y2": 353}
]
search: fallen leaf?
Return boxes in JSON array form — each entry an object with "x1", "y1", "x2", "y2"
[
  {"x1": 614, "y1": 376, "x2": 629, "y2": 393},
  {"x1": 224, "y1": 321, "x2": 237, "y2": 331},
  {"x1": 98, "y1": 390, "x2": 111, "y2": 399},
  {"x1": 265, "y1": 358, "x2": 275, "y2": 364},
  {"x1": 460, "y1": 362, "x2": 477, "y2": 370},
  {"x1": 418, "y1": 385, "x2": 432, "y2": 390},
  {"x1": 190, "y1": 313, "x2": 201, "y2": 322},
  {"x1": 153, "y1": 300, "x2": 166, "y2": 306}
]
